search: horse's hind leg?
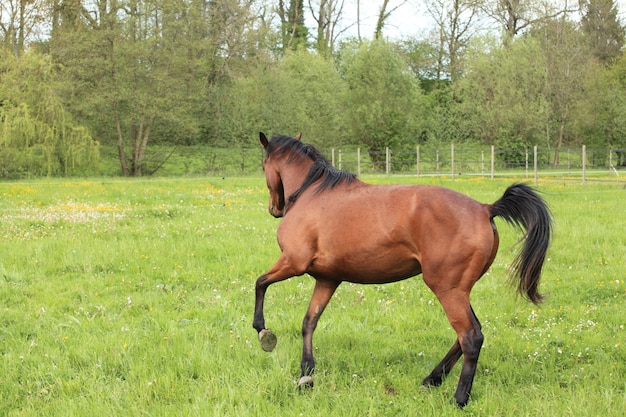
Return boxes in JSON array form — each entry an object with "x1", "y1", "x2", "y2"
[
  {"x1": 422, "y1": 340, "x2": 462, "y2": 387},
  {"x1": 427, "y1": 285, "x2": 483, "y2": 407},
  {"x1": 253, "y1": 253, "x2": 302, "y2": 352},
  {"x1": 422, "y1": 305, "x2": 482, "y2": 388},
  {"x1": 298, "y1": 278, "x2": 340, "y2": 389},
  {"x1": 454, "y1": 305, "x2": 483, "y2": 407}
]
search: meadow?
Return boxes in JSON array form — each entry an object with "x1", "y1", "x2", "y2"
[{"x1": 0, "y1": 175, "x2": 624, "y2": 416}]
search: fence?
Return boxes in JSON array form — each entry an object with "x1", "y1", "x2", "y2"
[{"x1": 326, "y1": 145, "x2": 624, "y2": 184}]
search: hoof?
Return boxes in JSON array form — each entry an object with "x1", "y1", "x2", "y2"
[
  {"x1": 418, "y1": 384, "x2": 432, "y2": 393},
  {"x1": 259, "y1": 329, "x2": 277, "y2": 352},
  {"x1": 422, "y1": 376, "x2": 443, "y2": 388},
  {"x1": 453, "y1": 396, "x2": 469, "y2": 408},
  {"x1": 297, "y1": 376, "x2": 314, "y2": 390},
  {"x1": 450, "y1": 400, "x2": 469, "y2": 408}
]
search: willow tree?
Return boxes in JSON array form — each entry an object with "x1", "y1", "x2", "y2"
[{"x1": 0, "y1": 51, "x2": 98, "y2": 177}]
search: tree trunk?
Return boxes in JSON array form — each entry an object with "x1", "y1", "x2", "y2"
[
  {"x1": 553, "y1": 117, "x2": 566, "y2": 167},
  {"x1": 114, "y1": 111, "x2": 128, "y2": 176},
  {"x1": 135, "y1": 113, "x2": 155, "y2": 175}
]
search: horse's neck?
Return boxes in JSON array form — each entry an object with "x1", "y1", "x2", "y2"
[{"x1": 280, "y1": 159, "x2": 313, "y2": 199}]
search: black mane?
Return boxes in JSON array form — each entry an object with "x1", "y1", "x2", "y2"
[{"x1": 266, "y1": 135, "x2": 357, "y2": 204}]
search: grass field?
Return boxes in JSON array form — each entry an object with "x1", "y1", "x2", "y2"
[{"x1": 0, "y1": 175, "x2": 624, "y2": 416}]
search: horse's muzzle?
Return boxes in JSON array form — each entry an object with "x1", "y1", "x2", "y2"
[{"x1": 268, "y1": 205, "x2": 283, "y2": 218}]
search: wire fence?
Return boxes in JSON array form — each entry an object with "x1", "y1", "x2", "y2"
[{"x1": 326, "y1": 145, "x2": 625, "y2": 184}]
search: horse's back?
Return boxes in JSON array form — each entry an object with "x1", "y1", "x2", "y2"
[{"x1": 277, "y1": 183, "x2": 496, "y2": 284}]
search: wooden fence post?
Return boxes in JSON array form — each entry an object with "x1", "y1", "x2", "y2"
[
  {"x1": 533, "y1": 146, "x2": 538, "y2": 185},
  {"x1": 481, "y1": 150, "x2": 485, "y2": 177},
  {"x1": 490, "y1": 146, "x2": 495, "y2": 179},
  {"x1": 582, "y1": 145, "x2": 587, "y2": 185},
  {"x1": 610, "y1": 150, "x2": 620, "y2": 176},
  {"x1": 525, "y1": 148, "x2": 529, "y2": 178},
  {"x1": 451, "y1": 143, "x2": 455, "y2": 180},
  {"x1": 567, "y1": 149, "x2": 571, "y2": 176},
  {"x1": 386, "y1": 147, "x2": 390, "y2": 175},
  {"x1": 416, "y1": 145, "x2": 420, "y2": 177},
  {"x1": 316, "y1": 145, "x2": 613, "y2": 181}
]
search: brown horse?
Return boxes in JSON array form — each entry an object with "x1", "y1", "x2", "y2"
[{"x1": 253, "y1": 133, "x2": 552, "y2": 407}]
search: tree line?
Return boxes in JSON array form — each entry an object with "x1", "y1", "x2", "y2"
[{"x1": 1, "y1": 0, "x2": 625, "y2": 177}]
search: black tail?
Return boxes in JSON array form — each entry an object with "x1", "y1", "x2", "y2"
[{"x1": 490, "y1": 183, "x2": 552, "y2": 305}]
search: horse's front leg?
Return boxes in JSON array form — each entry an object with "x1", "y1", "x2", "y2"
[
  {"x1": 298, "y1": 279, "x2": 340, "y2": 389},
  {"x1": 253, "y1": 253, "x2": 300, "y2": 352}
]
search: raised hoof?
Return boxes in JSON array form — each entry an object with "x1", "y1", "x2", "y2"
[
  {"x1": 297, "y1": 376, "x2": 314, "y2": 390},
  {"x1": 258, "y1": 329, "x2": 277, "y2": 352}
]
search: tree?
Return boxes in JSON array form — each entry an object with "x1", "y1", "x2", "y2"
[
  {"x1": 0, "y1": 0, "x2": 48, "y2": 56},
  {"x1": 480, "y1": 0, "x2": 574, "y2": 45},
  {"x1": 0, "y1": 50, "x2": 99, "y2": 177},
  {"x1": 535, "y1": 17, "x2": 595, "y2": 165},
  {"x1": 374, "y1": 0, "x2": 406, "y2": 39},
  {"x1": 422, "y1": 0, "x2": 481, "y2": 81},
  {"x1": 51, "y1": 0, "x2": 197, "y2": 176},
  {"x1": 454, "y1": 35, "x2": 549, "y2": 154},
  {"x1": 51, "y1": 0, "x2": 272, "y2": 176},
  {"x1": 308, "y1": 0, "x2": 347, "y2": 56},
  {"x1": 340, "y1": 39, "x2": 426, "y2": 168},
  {"x1": 216, "y1": 50, "x2": 347, "y2": 157},
  {"x1": 580, "y1": 0, "x2": 624, "y2": 64},
  {"x1": 278, "y1": 0, "x2": 309, "y2": 50},
  {"x1": 274, "y1": 51, "x2": 348, "y2": 147},
  {"x1": 571, "y1": 54, "x2": 626, "y2": 154},
  {"x1": 398, "y1": 37, "x2": 446, "y2": 91}
]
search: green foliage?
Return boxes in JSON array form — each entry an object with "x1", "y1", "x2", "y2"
[
  {"x1": 572, "y1": 54, "x2": 626, "y2": 151},
  {"x1": 214, "y1": 50, "x2": 348, "y2": 151},
  {"x1": 0, "y1": 50, "x2": 99, "y2": 178},
  {"x1": 278, "y1": 0, "x2": 310, "y2": 51},
  {"x1": 340, "y1": 39, "x2": 427, "y2": 169},
  {"x1": 2, "y1": 0, "x2": 626, "y2": 178},
  {"x1": 50, "y1": 0, "x2": 274, "y2": 175},
  {"x1": 397, "y1": 38, "x2": 444, "y2": 92},
  {"x1": 454, "y1": 35, "x2": 549, "y2": 151},
  {"x1": 533, "y1": 19, "x2": 597, "y2": 165},
  {"x1": 580, "y1": 0, "x2": 625, "y2": 63},
  {"x1": 0, "y1": 177, "x2": 624, "y2": 415}
]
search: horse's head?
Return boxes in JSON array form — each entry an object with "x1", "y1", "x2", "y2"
[{"x1": 259, "y1": 132, "x2": 301, "y2": 218}]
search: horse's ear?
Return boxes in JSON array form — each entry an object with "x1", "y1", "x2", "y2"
[
  {"x1": 260, "y1": 132, "x2": 269, "y2": 148},
  {"x1": 294, "y1": 133, "x2": 302, "y2": 141}
]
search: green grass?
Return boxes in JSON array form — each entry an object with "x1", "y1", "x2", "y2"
[{"x1": 0, "y1": 176, "x2": 624, "y2": 416}]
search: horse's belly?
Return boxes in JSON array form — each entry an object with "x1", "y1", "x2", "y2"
[{"x1": 310, "y1": 245, "x2": 422, "y2": 284}]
